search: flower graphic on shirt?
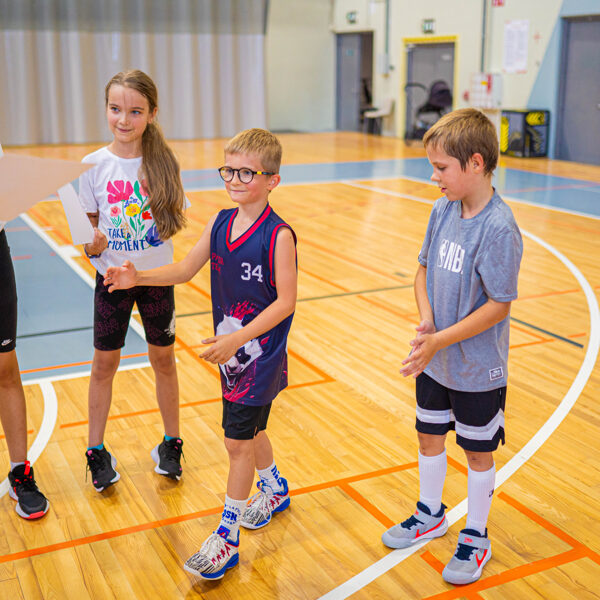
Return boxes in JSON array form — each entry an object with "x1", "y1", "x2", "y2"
[
  {"x1": 125, "y1": 203, "x2": 140, "y2": 217},
  {"x1": 144, "y1": 223, "x2": 162, "y2": 247},
  {"x1": 105, "y1": 178, "x2": 162, "y2": 247},
  {"x1": 107, "y1": 180, "x2": 133, "y2": 204}
]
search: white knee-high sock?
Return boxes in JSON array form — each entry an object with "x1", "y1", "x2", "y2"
[
  {"x1": 466, "y1": 464, "x2": 496, "y2": 536},
  {"x1": 418, "y1": 449, "x2": 447, "y2": 514}
]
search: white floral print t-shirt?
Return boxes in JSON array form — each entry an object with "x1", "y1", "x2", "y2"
[{"x1": 78, "y1": 146, "x2": 174, "y2": 276}]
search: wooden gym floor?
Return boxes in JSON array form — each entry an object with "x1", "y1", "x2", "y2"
[{"x1": 1, "y1": 132, "x2": 599, "y2": 599}]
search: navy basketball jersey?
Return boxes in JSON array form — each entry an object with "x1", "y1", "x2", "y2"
[{"x1": 210, "y1": 204, "x2": 296, "y2": 406}]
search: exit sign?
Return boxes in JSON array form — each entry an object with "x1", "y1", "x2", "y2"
[{"x1": 422, "y1": 19, "x2": 435, "y2": 34}]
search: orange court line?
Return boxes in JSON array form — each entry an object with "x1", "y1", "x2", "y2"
[
  {"x1": 339, "y1": 482, "x2": 395, "y2": 528},
  {"x1": 174, "y1": 336, "x2": 221, "y2": 379},
  {"x1": 301, "y1": 237, "x2": 403, "y2": 283},
  {"x1": 20, "y1": 352, "x2": 148, "y2": 375},
  {"x1": 0, "y1": 505, "x2": 223, "y2": 565},
  {"x1": 509, "y1": 322, "x2": 548, "y2": 342},
  {"x1": 516, "y1": 288, "x2": 580, "y2": 301},
  {"x1": 0, "y1": 460, "x2": 417, "y2": 564},
  {"x1": 498, "y1": 492, "x2": 584, "y2": 549},
  {"x1": 27, "y1": 207, "x2": 72, "y2": 246},
  {"x1": 357, "y1": 295, "x2": 418, "y2": 323},
  {"x1": 420, "y1": 550, "x2": 445, "y2": 574},
  {"x1": 420, "y1": 553, "x2": 486, "y2": 600},
  {"x1": 183, "y1": 343, "x2": 334, "y2": 384},
  {"x1": 60, "y1": 376, "x2": 332, "y2": 428},
  {"x1": 446, "y1": 456, "x2": 468, "y2": 476},
  {"x1": 291, "y1": 462, "x2": 418, "y2": 496},
  {"x1": 510, "y1": 339, "x2": 554, "y2": 350},
  {"x1": 184, "y1": 279, "x2": 211, "y2": 300},
  {"x1": 421, "y1": 547, "x2": 587, "y2": 600},
  {"x1": 0, "y1": 429, "x2": 34, "y2": 440},
  {"x1": 301, "y1": 267, "x2": 350, "y2": 292}
]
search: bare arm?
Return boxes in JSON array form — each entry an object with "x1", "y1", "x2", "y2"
[
  {"x1": 105, "y1": 214, "x2": 217, "y2": 291},
  {"x1": 201, "y1": 227, "x2": 297, "y2": 364},
  {"x1": 414, "y1": 263, "x2": 434, "y2": 326},
  {"x1": 401, "y1": 297, "x2": 511, "y2": 378}
]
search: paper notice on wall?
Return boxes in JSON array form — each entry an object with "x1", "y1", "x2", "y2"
[
  {"x1": 503, "y1": 19, "x2": 529, "y2": 73},
  {"x1": 0, "y1": 153, "x2": 92, "y2": 222}
]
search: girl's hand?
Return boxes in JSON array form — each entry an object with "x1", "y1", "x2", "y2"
[
  {"x1": 104, "y1": 260, "x2": 138, "y2": 292},
  {"x1": 200, "y1": 334, "x2": 241, "y2": 364},
  {"x1": 400, "y1": 332, "x2": 440, "y2": 378},
  {"x1": 85, "y1": 227, "x2": 108, "y2": 256}
]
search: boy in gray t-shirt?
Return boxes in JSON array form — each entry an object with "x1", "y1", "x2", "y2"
[{"x1": 382, "y1": 109, "x2": 523, "y2": 585}]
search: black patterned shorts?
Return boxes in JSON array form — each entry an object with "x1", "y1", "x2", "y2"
[
  {"x1": 93, "y1": 271, "x2": 176, "y2": 351},
  {"x1": 0, "y1": 230, "x2": 17, "y2": 353}
]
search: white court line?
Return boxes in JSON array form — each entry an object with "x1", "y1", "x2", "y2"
[
  {"x1": 21, "y1": 360, "x2": 153, "y2": 387},
  {"x1": 0, "y1": 381, "x2": 58, "y2": 498},
  {"x1": 0, "y1": 215, "x2": 152, "y2": 498},
  {"x1": 319, "y1": 189, "x2": 600, "y2": 599}
]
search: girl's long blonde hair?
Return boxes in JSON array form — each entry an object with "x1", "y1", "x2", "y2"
[{"x1": 105, "y1": 70, "x2": 186, "y2": 240}]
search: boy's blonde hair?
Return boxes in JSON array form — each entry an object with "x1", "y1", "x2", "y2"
[
  {"x1": 224, "y1": 128, "x2": 282, "y2": 173},
  {"x1": 423, "y1": 108, "x2": 498, "y2": 175}
]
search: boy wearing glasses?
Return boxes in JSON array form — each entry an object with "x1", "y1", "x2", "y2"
[{"x1": 104, "y1": 128, "x2": 297, "y2": 580}]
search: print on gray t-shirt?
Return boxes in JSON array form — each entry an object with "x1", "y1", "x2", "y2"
[{"x1": 418, "y1": 191, "x2": 523, "y2": 392}]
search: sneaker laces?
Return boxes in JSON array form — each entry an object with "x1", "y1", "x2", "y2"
[
  {"x1": 162, "y1": 439, "x2": 185, "y2": 463},
  {"x1": 11, "y1": 462, "x2": 40, "y2": 494},
  {"x1": 454, "y1": 542, "x2": 476, "y2": 561},
  {"x1": 401, "y1": 514, "x2": 424, "y2": 530}
]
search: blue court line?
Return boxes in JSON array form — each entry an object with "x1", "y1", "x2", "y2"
[
  {"x1": 182, "y1": 158, "x2": 600, "y2": 218},
  {"x1": 7, "y1": 218, "x2": 148, "y2": 382}
]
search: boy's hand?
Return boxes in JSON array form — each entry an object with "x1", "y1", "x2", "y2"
[
  {"x1": 104, "y1": 260, "x2": 138, "y2": 292},
  {"x1": 200, "y1": 333, "x2": 242, "y2": 364},
  {"x1": 400, "y1": 331, "x2": 440, "y2": 378}
]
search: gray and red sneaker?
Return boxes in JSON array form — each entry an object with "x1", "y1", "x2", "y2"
[
  {"x1": 443, "y1": 528, "x2": 492, "y2": 584},
  {"x1": 382, "y1": 501, "x2": 448, "y2": 549}
]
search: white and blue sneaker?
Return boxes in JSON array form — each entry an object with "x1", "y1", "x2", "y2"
[
  {"x1": 382, "y1": 501, "x2": 448, "y2": 549},
  {"x1": 183, "y1": 526, "x2": 239, "y2": 580},
  {"x1": 442, "y1": 528, "x2": 492, "y2": 585},
  {"x1": 240, "y1": 478, "x2": 290, "y2": 530}
]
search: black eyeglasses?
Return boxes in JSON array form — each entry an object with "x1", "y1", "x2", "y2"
[{"x1": 218, "y1": 166, "x2": 275, "y2": 184}]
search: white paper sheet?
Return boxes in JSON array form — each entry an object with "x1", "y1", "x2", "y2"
[
  {"x1": 0, "y1": 153, "x2": 92, "y2": 222},
  {"x1": 57, "y1": 183, "x2": 94, "y2": 245}
]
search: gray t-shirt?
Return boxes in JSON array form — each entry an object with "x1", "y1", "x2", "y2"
[{"x1": 418, "y1": 190, "x2": 522, "y2": 391}]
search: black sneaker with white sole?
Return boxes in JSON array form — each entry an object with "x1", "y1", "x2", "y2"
[
  {"x1": 151, "y1": 437, "x2": 183, "y2": 480},
  {"x1": 8, "y1": 461, "x2": 49, "y2": 520},
  {"x1": 85, "y1": 447, "x2": 120, "y2": 492}
]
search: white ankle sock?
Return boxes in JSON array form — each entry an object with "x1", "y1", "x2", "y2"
[
  {"x1": 10, "y1": 461, "x2": 25, "y2": 471},
  {"x1": 418, "y1": 449, "x2": 447, "y2": 514},
  {"x1": 219, "y1": 495, "x2": 247, "y2": 541},
  {"x1": 466, "y1": 464, "x2": 496, "y2": 535},
  {"x1": 257, "y1": 461, "x2": 284, "y2": 492}
]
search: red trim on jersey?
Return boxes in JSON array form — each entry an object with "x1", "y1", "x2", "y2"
[
  {"x1": 226, "y1": 205, "x2": 272, "y2": 252},
  {"x1": 269, "y1": 224, "x2": 297, "y2": 287}
]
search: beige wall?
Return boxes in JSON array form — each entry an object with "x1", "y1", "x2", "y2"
[
  {"x1": 267, "y1": 0, "x2": 568, "y2": 137},
  {"x1": 265, "y1": 0, "x2": 336, "y2": 132}
]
